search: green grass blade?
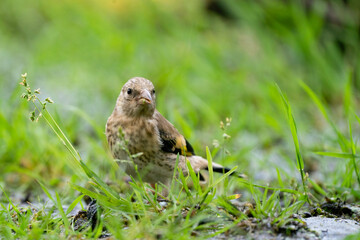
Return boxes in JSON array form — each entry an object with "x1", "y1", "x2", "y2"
[
  {"x1": 186, "y1": 159, "x2": 202, "y2": 195},
  {"x1": 236, "y1": 178, "x2": 299, "y2": 194},
  {"x1": 275, "y1": 83, "x2": 308, "y2": 200},
  {"x1": 308, "y1": 178, "x2": 327, "y2": 196},
  {"x1": 71, "y1": 184, "x2": 129, "y2": 210},
  {"x1": 133, "y1": 189, "x2": 147, "y2": 217},
  {"x1": 354, "y1": 111, "x2": 360, "y2": 127},
  {"x1": 37, "y1": 181, "x2": 55, "y2": 203},
  {"x1": 262, "y1": 187, "x2": 268, "y2": 208},
  {"x1": 276, "y1": 168, "x2": 284, "y2": 188},
  {"x1": 38, "y1": 181, "x2": 70, "y2": 233},
  {"x1": 206, "y1": 146, "x2": 214, "y2": 188},
  {"x1": 263, "y1": 191, "x2": 280, "y2": 215},
  {"x1": 178, "y1": 167, "x2": 192, "y2": 198},
  {"x1": 32, "y1": 103, "x2": 84, "y2": 177},
  {"x1": 78, "y1": 160, "x2": 119, "y2": 199},
  {"x1": 210, "y1": 166, "x2": 237, "y2": 188},
  {"x1": 0, "y1": 185, "x2": 22, "y2": 216},
  {"x1": 41, "y1": 107, "x2": 81, "y2": 161},
  {"x1": 315, "y1": 152, "x2": 360, "y2": 159},
  {"x1": 55, "y1": 192, "x2": 70, "y2": 231},
  {"x1": 65, "y1": 194, "x2": 85, "y2": 215},
  {"x1": 299, "y1": 80, "x2": 348, "y2": 151},
  {"x1": 349, "y1": 120, "x2": 360, "y2": 185}
]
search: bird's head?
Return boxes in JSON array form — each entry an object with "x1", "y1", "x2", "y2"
[{"x1": 115, "y1": 77, "x2": 156, "y2": 118}]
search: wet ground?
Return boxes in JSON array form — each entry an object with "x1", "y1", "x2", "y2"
[
  {"x1": 210, "y1": 217, "x2": 359, "y2": 239},
  {"x1": 7, "y1": 189, "x2": 360, "y2": 239},
  {"x1": 69, "y1": 199, "x2": 360, "y2": 239}
]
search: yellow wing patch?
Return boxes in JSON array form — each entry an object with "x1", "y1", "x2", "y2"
[{"x1": 175, "y1": 136, "x2": 193, "y2": 156}]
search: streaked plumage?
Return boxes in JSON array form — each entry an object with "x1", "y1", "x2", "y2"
[{"x1": 106, "y1": 77, "x2": 241, "y2": 187}]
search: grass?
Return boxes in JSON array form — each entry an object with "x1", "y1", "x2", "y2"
[{"x1": 0, "y1": 0, "x2": 359, "y2": 239}]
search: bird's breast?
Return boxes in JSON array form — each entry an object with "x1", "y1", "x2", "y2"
[
  {"x1": 109, "y1": 118, "x2": 161, "y2": 160},
  {"x1": 125, "y1": 119, "x2": 161, "y2": 157},
  {"x1": 106, "y1": 115, "x2": 169, "y2": 182}
]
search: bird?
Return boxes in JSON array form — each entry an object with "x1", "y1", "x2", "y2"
[{"x1": 105, "y1": 77, "x2": 243, "y2": 189}]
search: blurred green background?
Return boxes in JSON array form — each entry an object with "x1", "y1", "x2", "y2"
[{"x1": 0, "y1": 0, "x2": 359, "y2": 199}]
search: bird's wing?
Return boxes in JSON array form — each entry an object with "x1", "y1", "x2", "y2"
[
  {"x1": 154, "y1": 110, "x2": 195, "y2": 157},
  {"x1": 153, "y1": 111, "x2": 247, "y2": 179}
]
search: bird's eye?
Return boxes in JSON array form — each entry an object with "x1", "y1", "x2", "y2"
[
  {"x1": 152, "y1": 89, "x2": 155, "y2": 94},
  {"x1": 127, "y1": 88, "x2": 132, "y2": 95}
]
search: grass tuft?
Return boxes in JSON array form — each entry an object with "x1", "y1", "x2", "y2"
[{"x1": 275, "y1": 83, "x2": 309, "y2": 203}]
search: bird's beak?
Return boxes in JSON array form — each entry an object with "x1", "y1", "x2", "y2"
[{"x1": 139, "y1": 89, "x2": 152, "y2": 104}]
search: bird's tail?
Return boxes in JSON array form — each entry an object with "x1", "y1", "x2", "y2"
[
  {"x1": 208, "y1": 165, "x2": 247, "y2": 179},
  {"x1": 187, "y1": 156, "x2": 247, "y2": 179}
]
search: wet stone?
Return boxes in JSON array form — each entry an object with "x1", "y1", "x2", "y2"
[{"x1": 304, "y1": 217, "x2": 360, "y2": 240}]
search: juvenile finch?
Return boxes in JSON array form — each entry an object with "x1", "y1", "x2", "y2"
[{"x1": 106, "y1": 77, "x2": 242, "y2": 188}]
